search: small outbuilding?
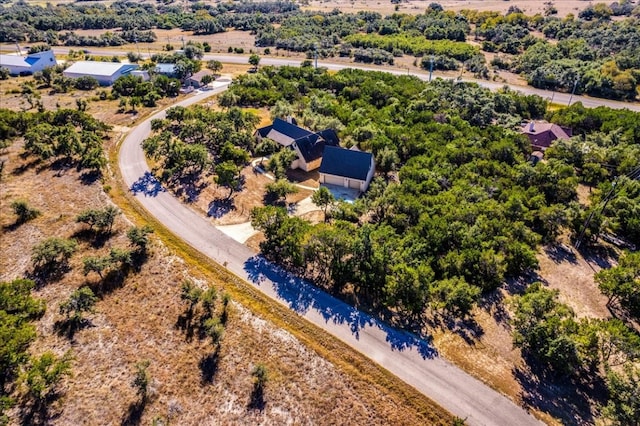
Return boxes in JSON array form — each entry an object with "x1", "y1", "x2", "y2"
[
  {"x1": 319, "y1": 145, "x2": 376, "y2": 192},
  {"x1": 0, "y1": 50, "x2": 57, "y2": 75},
  {"x1": 63, "y1": 61, "x2": 139, "y2": 85}
]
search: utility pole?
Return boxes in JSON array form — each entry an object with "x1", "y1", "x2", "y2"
[
  {"x1": 134, "y1": 31, "x2": 141, "y2": 58},
  {"x1": 429, "y1": 55, "x2": 434, "y2": 82},
  {"x1": 313, "y1": 45, "x2": 318, "y2": 69},
  {"x1": 574, "y1": 179, "x2": 617, "y2": 249},
  {"x1": 568, "y1": 77, "x2": 579, "y2": 106}
]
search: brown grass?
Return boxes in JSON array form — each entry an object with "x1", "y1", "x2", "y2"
[{"x1": 305, "y1": 0, "x2": 590, "y2": 18}]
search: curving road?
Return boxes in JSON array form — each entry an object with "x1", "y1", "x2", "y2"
[{"x1": 119, "y1": 84, "x2": 543, "y2": 425}]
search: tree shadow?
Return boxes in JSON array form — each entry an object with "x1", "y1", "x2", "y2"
[
  {"x1": 79, "y1": 170, "x2": 101, "y2": 185},
  {"x1": 87, "y1": 268, "x2": 128, "y2": 298},
  {"x1": 544, "y1": 244, "x2": 578, "y2": 265},
  {"x1": 576, "y1": 244, "x2": 617, "y2": 270},
  {"x1": 247, "y1": 386, "x2": 266, "y2": 411},
  {"x1": 478, "y1": 289, "x2": 511, "y2": 326},
  {"x1": 243, "y1": 255, "x2": 438, "y2": 360},
  {"x1": 170, "y1": 173, "x2": 209, "y2": 203},
  {"x1": 2, "y1": 220, "x2": 24, "y2": 233},
  {"x1": 54, "y1": 317, "x2": 93, "y2": 341},
  {"x1": 19, "y1": 393, "x2": 63, "y2": 426},
  {"x1": 130, "y1": 172, "x2": 166, "y2": 197},
  {"x1": 198, "y1": 350, "x2": 220, "y2": 384},
  {"x1": 207, "y1": 197, "x2": 236, "y2": 218},
  {"x1": 71, "y1": 228, "x2": 113, "y2": 249},
  {"x1": 48, "y1": 158, "x2": 75, "y2": 176},
  {"x1": 503, "y1": 271, "x2": 547, "y2": 296},
  {"x1": 174, "y1": 309, "x2": 196, "y2": 343},
  {"x1": 428, "y1": 314, "x2": 485, "y2": 346},
  {"x1": 11, "y1": 158, "x2": 41, "y2": 176},
  {"x1": 121, "y1": 400, "x2": 145, "y2": 426},
  {"x1": 513, "y1": 363, "x2": 605, "y2": 425},
  {"x1": 26, "y1": 264, "x2": 72, "y2": 288}
]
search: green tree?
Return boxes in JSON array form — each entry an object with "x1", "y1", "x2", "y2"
[
  {"x1": 248, "y1": 54, "x2": 261, "y2": 71},
  {"x1": 206, "y1": 60, "x2": 223, "y2": 74},
  {"x1": 602, "y1": 363, "x2": 640, "y2": 425},
  {"x1": 215, "y1": 161, "x2": 242, "y2": 200},
  {"x1": 267, "y1": 148, "x2": 296, "y2": 179},
  {"x1": 0, "y1": 279, "x2": 45, "y2": 389},
  {"x1": 311, "y1": 186, "x2": 335, "y2": 222},
  {"x1": 596, "y1": 252, "x2": 640, "y2": 318},
  {"x1": 76, "y1": 206, "x2": 121, "y2": 234},
  {"x1": 22, "y1": 351, "x2": 72, "y2": 403},
  {"x1": 129, "y1": 96, "x2": 141, "y2": 113},
  {"x1": 31, "y1": 237, "x2": 78, "y2": 275},
  {"x1": 510, "y1": 283, "x2": 581, "y2": 374},
  {"x1": 429, "y1": 277, "x2": 480, "y2": 318},
  {"x1": 10, "y1": 199, "x2": 41, "y2": 224},
  {"x1": 82, "y1": 256, "x2": 113, "y2": 279},
  {"x1": 252, "y1": 363, "x2": 268, "y2": 389},
  {"x1": 59, "y1": 286, "x2": 97, "y2": 324},
  {"x1": 180, "y1": 280, "x2": 202, "y2": 317},
  {"x1": 265, "y1": 179, "x2": 298, "y2": 205},
  {"x1": 203, "y1": 316, "x2": 224, "y2": 345},
  {"x1": 127, "y1": 225, "x2": 154, "y2": 254},
  {"x1": 131, "y1": 360, "x2": 151, "y2": 402}
]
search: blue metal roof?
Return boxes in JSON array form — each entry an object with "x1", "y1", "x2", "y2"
[{"x1": 319, "y1": 146, "x2": 374, "y2": 181}]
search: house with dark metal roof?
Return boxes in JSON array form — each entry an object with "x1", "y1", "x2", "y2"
[
  {"x1": 255, "y1": 118, "x2": 339, "y2": 172},
  {"x1": 319, "y1": 146, "x2": 375, "y2": 192},
  {"x1": 522, "y1": 121, "x2": 572, "y2": 151}
]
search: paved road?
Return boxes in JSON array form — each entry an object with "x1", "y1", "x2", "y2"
[
  {"x1": 50, "y1": 46, "x2": 640, "y2": 112},
  {"x1": 119, "y1": 85, "x2": 542, "y2": 426}
]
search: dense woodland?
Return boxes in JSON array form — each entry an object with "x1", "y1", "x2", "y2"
[{"x1": 1, "y1": 1, "x2": 639, "y2": 100}]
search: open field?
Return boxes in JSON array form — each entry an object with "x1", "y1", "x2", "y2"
[{"x1": 306, "y1": 0, "x2": 593, "y2": 17}]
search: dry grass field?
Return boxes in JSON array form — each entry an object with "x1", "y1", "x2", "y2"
[{"x1": 305, "y1": 0, "x2": 591, "y2": 17}]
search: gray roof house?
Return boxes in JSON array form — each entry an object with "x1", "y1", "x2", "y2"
[
  {"x1": 0, "y1": 50, "x2": 57, "y2": 75},
  {"x1": 188, "y1": 69, "x2": 213, "y2": 88},
  {"x1": 319, "y1": 146, "x2": 375, "y2": 192},
  {"x1": 63, "y1": 61, "x2": 139, "y2": 85},
  {"x1": 155, "y1": 63, "x2": 177, "y2": 77},
  {"x1": 255, "y1": 118, "x2": 339, "y2": 172}
]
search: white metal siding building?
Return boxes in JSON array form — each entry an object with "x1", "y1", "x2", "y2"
[
  {"x1": 63, "y1": 61, "x2": 139, "y2": 85},
  {"x1": 0, "y1": 50, "x2": 57, "y2": 75}
]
